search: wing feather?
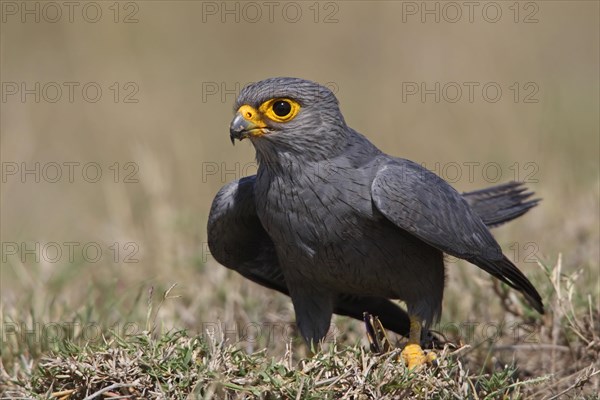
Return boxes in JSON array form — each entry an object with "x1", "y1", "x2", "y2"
[{"x1": 371, "y1": 161, "x2": 544, "y2": 314}]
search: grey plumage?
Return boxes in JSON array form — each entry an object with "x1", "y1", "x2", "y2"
[
  {"x1": 208, "y1": 176, "x2": 538, "y2": 339},
  {"x1": 463, "y1": 181, "x2": 539, "y2": 228},
  {"x1": 209, "y1": 77, "x2": 544, "y2": 345}
]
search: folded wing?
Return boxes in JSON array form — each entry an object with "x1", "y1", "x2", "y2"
[{"x1": 371, "y1": 160, "x2": 543, "y2": 314}]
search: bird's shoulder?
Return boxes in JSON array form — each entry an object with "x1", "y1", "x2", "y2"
[{"x1": 208, "y1": 175, "x2": 257, "y2": 223}]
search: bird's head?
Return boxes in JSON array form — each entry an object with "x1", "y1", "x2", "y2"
[{"x1": 229, "y1": 78, "x2": 347, "y2": 158}]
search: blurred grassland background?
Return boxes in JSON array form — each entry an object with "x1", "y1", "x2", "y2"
[{"x1": 1, "y1": 0, "x2": 599, "y2": 392}]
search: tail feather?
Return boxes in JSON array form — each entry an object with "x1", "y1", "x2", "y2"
[{"x1": 463, "y1": 181, "x2": 540, "y2": 228}]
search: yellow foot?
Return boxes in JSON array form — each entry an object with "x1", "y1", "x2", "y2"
[{"x1": 401, "y1": 344, "x2": 437, "y2": 369}]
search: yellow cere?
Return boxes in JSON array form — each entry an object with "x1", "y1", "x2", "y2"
[
  {"x1": 235, "y1": 98, "x2": 301, "y2": 138},
  {"x1": 237, "y1": 104, "x2": 267, "y2": 128}
]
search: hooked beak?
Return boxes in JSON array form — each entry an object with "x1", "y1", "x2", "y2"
[{"x1": 229, "y1": 105, "x2": 269, "y2": 144}]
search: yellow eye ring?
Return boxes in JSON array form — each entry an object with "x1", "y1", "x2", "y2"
[{"x1": 259, "y1": 98, "x2": 301, "y2": 123}]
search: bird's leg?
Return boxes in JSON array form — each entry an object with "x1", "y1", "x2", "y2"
[{"x1": 401, "y1": 315, "x2": 436, "y2": 369}]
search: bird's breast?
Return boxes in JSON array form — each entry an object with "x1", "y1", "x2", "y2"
[
  {"x1": 254, "y1": 165, "x2": 375, "y2": 261},
  {"x1": 253, "y1": 163, "x2": 440, "y2": 296}
]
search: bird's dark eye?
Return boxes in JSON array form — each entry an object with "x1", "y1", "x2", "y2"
[
  {"x1": 261, "y1": 97, "x2": 300, "y2": 122},
  {"x1": 272, "y1": 100, "x2": 292, "y2": 117}
]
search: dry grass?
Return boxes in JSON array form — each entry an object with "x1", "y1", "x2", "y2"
[
  {"x1": 2, "y1": 256, "x2": 598, "y2": 399},
  {"x1": 0, "y1": 336, "x2": 551, "y2": 399}
]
